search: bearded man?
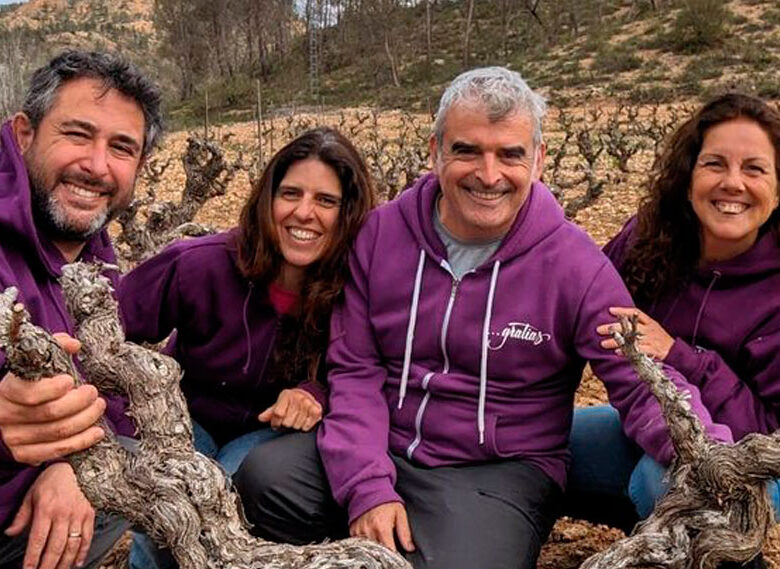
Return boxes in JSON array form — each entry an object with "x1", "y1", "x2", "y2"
[{"x1": 0, "y1": 50, "x2": 162, "y2": 569}]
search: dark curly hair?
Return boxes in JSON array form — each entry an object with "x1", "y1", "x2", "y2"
[
  {"x1": 234, "y1": 127, "x2": 375, "y2": 386},
  {"x1": 622, "y1": 93, "x2": 780, "y2": 305}
]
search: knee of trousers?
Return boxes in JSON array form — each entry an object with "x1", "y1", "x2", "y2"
[
  {"x1": 233, "y1": 441, "x2": 288, "y2": 506},
  {"x1": 233, "y1": 431, "x2": 321, "y2": 510}
]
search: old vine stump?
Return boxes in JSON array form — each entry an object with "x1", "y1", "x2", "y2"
[
  {"x1": 0, "y1": 263, "x2": 409, "y2": 569},
  {"x1": 581, "y1": 316, "x2": 780, "y2": 569}
]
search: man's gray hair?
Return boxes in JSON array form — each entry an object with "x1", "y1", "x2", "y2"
[
  {"x1": 22, "y1": 50, "x2": 163, "y2": 156},
  {"x1": 433, "y1": 66, "x2": 546, "y2": 148}
]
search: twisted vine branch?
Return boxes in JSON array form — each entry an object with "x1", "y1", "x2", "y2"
[
  {"x1": 581, "y1": 316, "x2": 780, "y2": 569},
  {"x1": 0, "y1": 264, "x2": 409, "y2": 569}
]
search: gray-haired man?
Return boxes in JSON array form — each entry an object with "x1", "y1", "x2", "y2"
[
  {"x1": 0, "y1": 50, "x2": 162, "y2": 569},
  {"x1": 234, "y1": 67, "x2": 728, "y2": 568}
]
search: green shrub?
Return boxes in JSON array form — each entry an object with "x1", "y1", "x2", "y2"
[
  {"x1": 594, "y1": 46, "x2": 643, "y2": 74},
  {"x1": 669, "y1": 0, "x2": 730, "y2": 53},
  {"x1": 753, "y1": 74, "x2": 780, "y2": 99}
]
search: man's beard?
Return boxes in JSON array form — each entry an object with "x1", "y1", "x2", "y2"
[{"x1": 28, "y1": 165, "x2": 120, "y2": 243}]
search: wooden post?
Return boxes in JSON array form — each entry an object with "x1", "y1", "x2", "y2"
[{"x1": 204, "y1": 89, "x2": 210, "y2": 140}]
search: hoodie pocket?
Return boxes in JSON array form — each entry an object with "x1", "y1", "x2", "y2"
[{"x1": 484, "y1": 414, "x2": 514, "y2": 458}]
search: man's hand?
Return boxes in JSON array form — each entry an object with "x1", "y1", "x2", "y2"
[
  {"x1": 349, "y1": 502, "x2": 415, "y2": 553},
  {"x1": 0, "y1": 333, "x2": 106, "y2": 465},
  {"x1": 258, "y1": 388, "x2": 323, "y2": 432},
  {"x1": 597, "y1": 307, "x2": 675, "y2": 361},
  {"x1": 5, "y1": 462, "x2": 95, "y2": 569}
]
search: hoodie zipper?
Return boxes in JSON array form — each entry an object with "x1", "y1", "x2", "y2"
[
  {"x1": 406, "y1": 371, "x2": 434, "y2": 459},
  {"x1": 440, "y1": 278, "x2": 459, "y2": 374},
  {"x1": 405, "y1": 275, "x2": 460, "y2": 459}
]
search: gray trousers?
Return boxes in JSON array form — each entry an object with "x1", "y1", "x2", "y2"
[
  {"x1": 234, "y1": 431, "x2": 561, "y2": 569},
  {"x1": 0, "y1": 513, "x2": 128, "y2": 569}
]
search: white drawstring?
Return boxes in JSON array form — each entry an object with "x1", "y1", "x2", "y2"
[
  {"x1": 478, "y1": 260, "x2": 501, "y2": 444},
  {"x1": 398, "y1": 249, "x2": 427, "y2": 409}
]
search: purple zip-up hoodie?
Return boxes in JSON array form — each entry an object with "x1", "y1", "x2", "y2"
[
  {"x1": 118, "y1": 231, "x2": 327, "y2": 445},
  {"x1": 318, "y1": 173, "x2": 733, "y2": 523},
  {"x1": 605, "y1": 217, "x2": 780, "y2": 441},
  {"x1": 0, "y1": 122, "x2": 135, "y2": 529}
]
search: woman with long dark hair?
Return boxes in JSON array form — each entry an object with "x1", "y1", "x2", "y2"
[
  {"x1": 119, "y1": 127, "x2": 375, "y2": 569},
  {"x1": 568, "y1": 94, "x2": 780, "y2": 567}
]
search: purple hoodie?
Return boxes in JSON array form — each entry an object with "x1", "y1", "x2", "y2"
[
  {"x1": 318, "y1": 173, "x2": 733, "y2": 523},
  {"x1": 605, "y1": 217, "x2": 780, "y2": 441},
  {"x1": 0, "y1": 122, "x2": 135, "y2": 529},
  {"x1": 118, "y1": 231, "x2": 327, "y2": 445}
]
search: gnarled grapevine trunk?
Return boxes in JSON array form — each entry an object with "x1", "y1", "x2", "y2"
[
  {"x1": 0, "y1": 263, "x2": 409, "y2": 569},
  {"x1": 581, "y1": 316, "x2": 779, "y2": 569}
]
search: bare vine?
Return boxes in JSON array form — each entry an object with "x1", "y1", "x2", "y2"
[
  {"x1": 0, "y1": 266, "x2": 410, "y2": 569},
  {"x1": 581, "y1": 316, "x2": 779, "y2": 569},
  {"x1": 114, "y1": 136, "x2": 243, "y2": 268}
]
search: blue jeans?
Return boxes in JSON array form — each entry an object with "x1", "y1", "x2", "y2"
[
  {"x1": 568, "y1": 405, "x2": 780, "y2": 526},
  {"x1": 128, "y1": 423, "x2": 283, "y2": 569}
]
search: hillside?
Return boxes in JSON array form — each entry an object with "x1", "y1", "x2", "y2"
[
  {"x1": 1, "y1": 0, "x2": 779, "y2": 125},
  {"x1": 0, "y1": 0, "x2": 154, "y2": 53}
]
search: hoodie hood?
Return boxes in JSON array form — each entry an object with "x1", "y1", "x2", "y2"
[
  {"x1": 694, "y1": 229, "x2": 780, "y2": 282},
  {"x1": 0, "y1": 121, "x2": 115, "y2": 277},
  {"x1": 606, "y1": 215, "x2": 780, "y2": 284},
  {"x1": 397, "y1": 172, "x2": 566, "y2": 267}
]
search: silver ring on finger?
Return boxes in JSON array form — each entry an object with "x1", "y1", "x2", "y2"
[{"x1": 68, "y1": 532, "x2": 82, "y2": 539}]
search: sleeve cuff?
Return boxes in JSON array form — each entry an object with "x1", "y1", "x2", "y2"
[
  {"x1": 346, "y1": 479, "x2": 404, "y2": 525},
  {"x1": 295, "y1": 381, "x2": 328, "y2": 412}
]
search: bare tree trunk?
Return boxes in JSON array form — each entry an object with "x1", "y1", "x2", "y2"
[
  {"x1": 523, "y1": 0, "x2": 546, "y2": 29},
  {"x1": 114, "y1": 136, "x2": 241, "y2": 267},
  {"x1": 425, "y1": 0, "x2": 432, "y2": 68},
  {"x1": 384, "y1": 30, "x2": 401, "y2": 88},
  {"x1": 462, "y1": 0, "x2": 475, "y2": 67},
  {"x1": 0, "y1": 268, "x2": 411, "y2": 569}
]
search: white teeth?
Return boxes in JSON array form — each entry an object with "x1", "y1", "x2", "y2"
[
  {"x1": 288, "y1": 227, "x2": 319, "y2": 241},
  {"x1": 714, "y1": 201, "x2": 748, "y2": 214},
  {"x1": 64, "y1": 183, "x2": 102, "y2": 199},
  {"x1": 470, "y1": 190, "x2": 503, "y2": 201}
]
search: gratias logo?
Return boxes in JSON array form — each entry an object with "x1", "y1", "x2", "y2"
[{"x1": 488, "y1": 321, "x2": 551, "y2": 350}]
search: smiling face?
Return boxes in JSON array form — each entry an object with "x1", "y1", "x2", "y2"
[
  {"x1": 430, "y1": 103, "x2": 545, "y2": 242},
  {"x1": 13, "y1": 77, "x2": 146, "y2": 247},
  {"x1": 272, "y1": 157, "x2": 343, "y2": 290},
  {"x1": 690, "y1": 117, "x2": 779, "y2": 263}
]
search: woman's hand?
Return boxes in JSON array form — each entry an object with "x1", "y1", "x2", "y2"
[
  {"x1": 258, "y1": 388, "x2": 323, "y2": 432},
  {"x1": 597, "y1": 307, "x2": 675, "y2": 361}
]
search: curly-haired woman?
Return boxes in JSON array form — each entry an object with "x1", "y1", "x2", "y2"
[
  {"x1": 568, "y1": 94, "x2": 780, "y2": 566},
  {"x1": 119, "y1": 127, "x2": 375, "y2": 569}
]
